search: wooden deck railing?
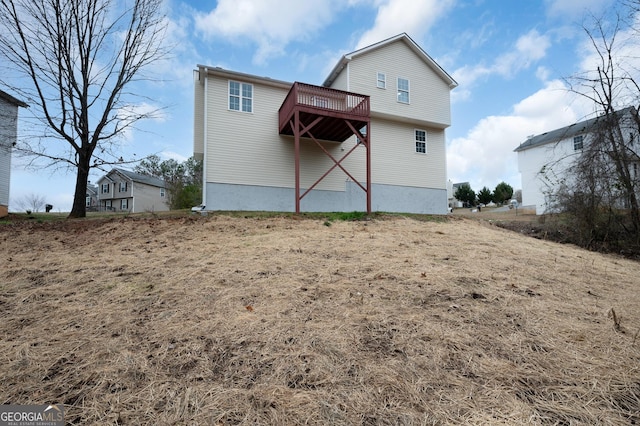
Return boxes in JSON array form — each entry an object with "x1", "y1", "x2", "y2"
[{"x1": 279, "y1": 82, "x2": 370, "y2": 132}]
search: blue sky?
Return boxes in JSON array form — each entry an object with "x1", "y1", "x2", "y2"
[{"x1": 8, "y1": 0, "x2": 626, "y2": 211}]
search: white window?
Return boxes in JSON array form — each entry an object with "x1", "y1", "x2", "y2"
[
  {"x1": 397, "y1": 78, "x2": 409, "y2": 103},
  {"x1": 160, "y1": 188, "x2": 165, "y2": 198},
  {"x1": 101, "y1": 183, "x2": 110, "y2": 194},
  {"x1": 119, "y1": 181, "x2": 128, "y2": 192},
  {"x1": 573, "y1": 135, "x2": 583, "y2": 151},
  {"x1": 229, "y1": 81, "x2": 253, "y2": 112},
  {"x1": 105, "y1": 200, "x2": 112, "y2": 210},
  {"x1": 85, "y1": 197, "x2": 91, "y2": 206},
  {"x1": 121, "y1": 199, "x2": 128, "y2": 210},
  {"x1": 377, "y1": 72, "x2": 386, "y2": 89},
  {"x1": 415, "y1": 130, "x2": 426, "y2": 154}
]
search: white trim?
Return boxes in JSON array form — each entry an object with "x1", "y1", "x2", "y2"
[
  {"x1": 397, "y1": 77, "x2": 410, "y2": 104},
  {"x1": 415, "y1": 128, "x2": 427, "y2": 154},
  {"x1": 376, "y1": 71, "x2": 386, "y2": 89},
  {"x1": 203, "y1": 74, "x2": 208, "y2": 207},
  {"x1": 228, "y1": 80, "x2": 253, "y2": 113}
]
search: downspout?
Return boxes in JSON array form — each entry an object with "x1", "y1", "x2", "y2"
[{"x1": 202, "y1": 69, "x2": 208, "y2": 208}]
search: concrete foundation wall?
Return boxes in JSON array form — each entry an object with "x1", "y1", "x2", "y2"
[{"x1": 205, "y1": 181, "x2": 448, "y2": 214}]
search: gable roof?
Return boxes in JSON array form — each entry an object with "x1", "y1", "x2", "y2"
[
  {"x1": 106, "y1": 168, "x2": 166, "y2": 188},
  {"x1": 514, "y1": 107, "x2": 637, "y2": 152},
  {"x1": 323, "y1": 33, "x2": 458, "y2": 89},
  {"x1": 0, "y1": 90, "x2": 28, "y2": 108}
]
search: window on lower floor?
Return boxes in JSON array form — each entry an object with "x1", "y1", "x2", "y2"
[
  {"x1": 415, "y1": 129, "x2": 426, "y2": 154},
  {"x1": 160, "y1": 188, "x2": 165, "y2": 198},
  {"x1": 86, "y1": 197, "x2": 91, "y2": 206},
  {"x1": 573, "y1": 135, "x2": 584, "y2": 151},
  {"x1": 121, "y1": 199, "x2": 128, "y2": 210}
]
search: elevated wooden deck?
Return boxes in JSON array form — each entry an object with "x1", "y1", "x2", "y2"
[
  {"x1": 278, "y1": 82, "x2": 370, "y2": 142},
  {"x1": 278, "y1": 82, "x2": 372, "y2": 214}
]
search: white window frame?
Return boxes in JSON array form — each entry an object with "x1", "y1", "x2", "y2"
[
  {"x1": 573, "y1": 135, "x2": 583, "y2": 151},
  {"x1": 397, "y1": 77, "x2": 410, "y2": 103},
  {"x1": 415, "y1": 129, "x2": 427, "y2": 154},
  {"x1": 101, "y1": 183, "x2": 110, "y2": 194},
  {"x1": 377, "y1": 72, "x2": 386, "y2": 89},
  {"x1": 85, "y1": 196, "x2": 91, "y2": 207},
  {"x1": 160, "y1": 188, "x2": 165, "y2": 198},
  {"x1": 121, "y1": 199, "x2": 128, "y2": 210},
  {"x1": 119, "y1": 181, "x2": 128, "y2": 192},
  {"x1": 229, "y1": 80, "x2": 253, "y2": 113}
]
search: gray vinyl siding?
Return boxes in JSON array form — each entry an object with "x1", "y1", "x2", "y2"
[
  {"x1": 0, "y1": 97, "x2": 18, "y2": 210},
  {"x1": 193, "y1": 70, "x2": 205, "y2": 159},
  {"x1": 204, "y1": 74, "x2": 366, "y2": 192},
  {"x1": 346, "y1": 41, "x2": 451, "y2": 128},
  {"x1": 330, "y1": 66, "x2": 349, "y2": 91},
  {"x1": 131, "y1": 182, "x2": 168, "y2": 213},
  {"x1": 370, "y1": 117, "x2": 447, "y2": 189}
]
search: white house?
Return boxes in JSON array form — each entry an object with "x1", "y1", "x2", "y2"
[
  {"x1": 96, "y1": 168, "x2": 168, "y2": 213},
  {"x1": 193, "y1": 33, "x2": 457, "y2": 214},
  {"x1": 515, "y1": 107, "x2": 639, "y2": 215},
  {"x1": 0, "y1": 90, "x2": 28, "y2": 217}
]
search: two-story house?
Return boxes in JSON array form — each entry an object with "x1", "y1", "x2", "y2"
[
  {"x1": 193, "y1": 33, "x2": 457, "y2": 214},
  {"x1": 0, "y1": 90, "x2": 28, "y2": 217},
  {"x1": 96, "y1": 168, "x2": 168, "y2": 213},
  {"x1": 515, "y1": 107, "x2": 640, "y2": 215}
]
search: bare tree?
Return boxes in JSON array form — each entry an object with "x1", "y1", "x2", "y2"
[
  {"x1": 0, "y1": 0, "x2": 168, "y2": 218},
  {"x1": 16, "y1": 193, "x2": 46, "y2": 213},
  {"x1": 553, "y1": 7, "x2": 640, "y2": 248}
]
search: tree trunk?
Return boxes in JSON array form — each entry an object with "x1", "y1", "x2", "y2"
[{"x1": 68, "y1": 155, "x2": 91, "y2": 218}]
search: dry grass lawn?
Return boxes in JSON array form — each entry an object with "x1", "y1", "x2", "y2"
[{"x1": 1, "y1": 213, "x2": 639, "y2": 425}]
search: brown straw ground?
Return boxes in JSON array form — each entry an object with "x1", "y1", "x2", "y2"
[{"x1": 1, "y1": 214, "x2": 639, "y2": 425}]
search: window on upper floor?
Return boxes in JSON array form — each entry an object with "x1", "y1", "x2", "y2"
[
  {"x1": 573, "y1": 135, "x2": 584, "y2": 151},
  {"x1": 229, "y1": 81, "x2": 253, "y2": 113},
  {"x1": 397, "y1": 78, "x2": 409, "y2": 103},
  {"x1": 101, "y1": 183, "x2": 110, "y2": 194},
  {"x1": 377, "y1": 72, "x2": 386, "y2": 89},
  {"x1": 119, "y1": 181, "x2": 128, "y2": 192},
  {"x1": 415, "y1": 129, "x2": 426, "y2": 154},
  {"x1": 160, "y1": 188, "x2": 165, "y2": 198}
]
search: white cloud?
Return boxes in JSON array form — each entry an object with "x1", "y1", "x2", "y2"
[
  {"x1": 194, "y1": 0, "x2": 342, "y2": 65},
  {"x1": 545, "y1": 0, "x2": 614, "y2": 19},
  {"x1": 161, "y1": 151, "x2": 189, "y2": 162},
  {"x1": 447, "y1": 80, "x2": 592, "y2": 191},
  {"x1": 455, "y1": 29, "x2": 551, "y2": 90},
  {"x1": 355, "y1": 0, "x2": 455, "y2": 49}
]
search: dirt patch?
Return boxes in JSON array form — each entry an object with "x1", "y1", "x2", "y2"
[{"x1": 1, "y1": 214, "x2": 639, "y2": 424}]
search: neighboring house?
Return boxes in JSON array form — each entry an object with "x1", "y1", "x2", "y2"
[
  {"x1": 86, "y1": 183, "x2": 99, "y2": 211},
  {"x1": 96, "y1": 168, "x2": 168, "y2": 213},
  {"x1": 193, "y1": 33, "x2": 457, "y2": 214},
  {"x1": 0, "y1": 90, "x2": 28, "y2": 217},
  {"x1": 515, "y1": 107, "x2": 640, "y2": 215},
  {"x1": 450, "y1": 182, "x2": 470, "y2": 208}
]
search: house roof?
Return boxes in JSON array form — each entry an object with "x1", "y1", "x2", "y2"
[
  {"x1": 0, "y1": 90, "x2": 28, "y2": 108},
  {"x1": 196, "y1": 66, "x2": 293, "y2": 89},
  {"x1": 109, "y1": 168, "x2": 166, "y2": 188},
  {"x1": 514, "y1": 107, "x2": 637, "y2": 152},
  {"x1": 323, "y1": 33, "x2": 458, "y2": 89}
]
